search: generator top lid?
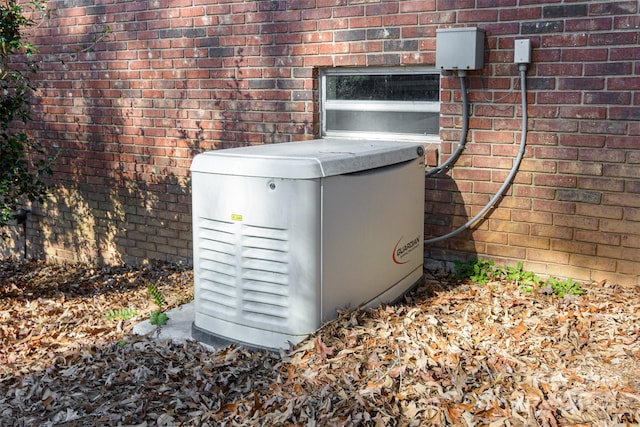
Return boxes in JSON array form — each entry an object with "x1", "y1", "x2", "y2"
[{"x1": 191, "y1": 138, "x2": 424, "y2": 179}]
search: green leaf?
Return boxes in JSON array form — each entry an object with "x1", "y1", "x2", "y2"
[
  {"x1": 150, "y1": 310, "x2": 168, "y2": 326},
  {"x1": 105, "y1": 307, "x2": 138, "y2": 322},
  {"x1": 548, "y1": 277, "x2": 585, "y2": 298},
  {"x1": 147, "y1": 283, "x2": 166, "y2": 307}
]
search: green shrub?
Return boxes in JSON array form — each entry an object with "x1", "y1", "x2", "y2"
[
  {"x1": 0, "y1": 0, "x2": 52, "y2": 236},
  {"x1": 454, "y1": 258, "x2": 585, "y2": 298},
  {"x1": 500, "y1": 262, "x2": 541, "y2": 293},
  {"x1": 147, "y1": 282, "x2": 168, "y2": 326},
  {"x1": 454, "y1": 258, "x2": 496, "y2": 285},
  {"x1": 547, "y1": 276, "x2": 585, "y2": 298},
  {"x1": 150, "y1": 311, "x2": 168, "y2": 326}
]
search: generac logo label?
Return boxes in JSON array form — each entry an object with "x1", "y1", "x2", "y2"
[{"x1": 392, "y1": 235, "x2": 421, "y2": 265}]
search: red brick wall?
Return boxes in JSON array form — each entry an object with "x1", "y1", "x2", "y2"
[
  {"x1": 430, "y1": 1, "x2": 639, "y2": 286},
  {"x1": 3, "y1": 0, "x2": 638, "y2": 286}
]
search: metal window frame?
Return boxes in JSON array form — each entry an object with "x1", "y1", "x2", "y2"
[{"x1": 320, "y1": 66, "x2": 441, "y2": 142}]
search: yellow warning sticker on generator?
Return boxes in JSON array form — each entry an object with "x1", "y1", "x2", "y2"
[{"x1": 231, "y1": 214, "x2": 243, "y2": 221}]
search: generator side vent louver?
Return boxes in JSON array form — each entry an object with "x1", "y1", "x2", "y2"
[{"x1": 197, "y1": 217, "x2": 291, "y2": 327}]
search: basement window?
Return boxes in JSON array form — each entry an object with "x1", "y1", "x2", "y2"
[{"x1": 321, "y1": 67, "x2": 440, "y2": 141}]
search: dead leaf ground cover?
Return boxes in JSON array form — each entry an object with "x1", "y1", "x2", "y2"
[{"x1": 0, "y1": 260, "x2": 638, "y2": 426}]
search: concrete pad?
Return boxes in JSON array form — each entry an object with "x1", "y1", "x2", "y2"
[{"x1": 132, "y1": 302, "x2": 214, "y2": 349}]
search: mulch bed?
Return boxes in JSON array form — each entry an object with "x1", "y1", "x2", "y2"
[{"x1": 1, "y1": 260, "x2": 638, "y2": 426}]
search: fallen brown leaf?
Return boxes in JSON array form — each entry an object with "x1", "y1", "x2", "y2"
[{"x1": 0, "y1": 261, "x2": 639, "y2": 426}]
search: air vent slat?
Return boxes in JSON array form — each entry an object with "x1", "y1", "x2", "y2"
[
  {"x1": 242, "y1": 269, "x2": 289, "y2": 286},
  {"x1": 244, "y1": 280, "x2": 289, "y2": 296},
  {"x1": 242, "y1": 247, "x2": 288, "y2": 263},
  {"x1": 201, "y1": 270, "x2": 235, "y2": 288},
  {"x1": 242, "y1": 224, "x2": 288, "y2": 240},
  {"x1": 243, "y1": 291, "x2": 288, "y2": 307},
  {"x1": 200, "y1": 259, "x2": 236, "y2": 277},
  {"x1": 242, "y1": 259, "x2": 289, "y2": 275},
  {"x1": 200, "y1": 288, "x2": 236, "y2": 307},
  {"x1": 243, "y1": 301, "x2": 289, "y2": 319},
  {"x1": 242, "y1": 312, "x2": 288, "y2": 326},
  {"x1": 200, "y1": 299, "x2": 235, "y2": 317},
  {"x1": 200, "y1": 239, "x2": 235, "y2": 256},
  {"x1": 200, "y1": 249, "x2": 235, "y2": 266},
  {"x1": 243, "y1": 236, "x2": 289, "y2": 252},
  {"x1": 199, "y1": 228, "x2": 235, "y2": 243},
  {"x1": 199, "y1": 218, "x2": 235, "y2": 233},
  {"x1": 201, "y1": 277, "x2": 235, "y2": 294}
]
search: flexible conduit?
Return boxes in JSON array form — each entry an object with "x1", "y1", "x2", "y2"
[
  {"x1": 424, "y1": 64, "x2": 529, "y2": 244},
  {"x1": 425, "y1": 72, "x2": 469, "y2": 178}
]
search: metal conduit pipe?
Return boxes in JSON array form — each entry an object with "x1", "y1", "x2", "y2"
[
  {"x1": 424, "y1": 63, "x2": 529, "y2": 245},
  {"x1": 425, "y1": 72, "x2": 469, "y2": 178}
]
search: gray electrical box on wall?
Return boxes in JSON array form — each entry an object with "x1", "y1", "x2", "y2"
[{"x1": 436, "y1": 27, "x2": 485, "y2": 71}]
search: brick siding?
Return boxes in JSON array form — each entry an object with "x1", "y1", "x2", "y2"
[{"x1": 1, "y1": 0, "x2": 638, "y2": 286}]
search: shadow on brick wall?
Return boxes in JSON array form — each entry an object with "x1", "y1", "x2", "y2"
[
  {"x1": 21, "y1": 171, "x2": 192, "y2": 266},
  {"x1": 423, "y1": 173, "x2": 478, "y2": 274},
  {"x1": 10, "y1": 94, "x2": 195, "y2": 265}
]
